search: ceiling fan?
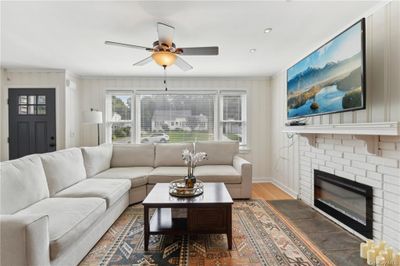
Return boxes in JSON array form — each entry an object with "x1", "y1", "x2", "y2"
[{"x1": 105, "y1": 22, "x2": 219, "y2": 71}]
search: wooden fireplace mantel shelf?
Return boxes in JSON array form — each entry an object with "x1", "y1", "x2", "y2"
[{"x1": 282, "y1": 122, "x2": 399, "y2": 155}]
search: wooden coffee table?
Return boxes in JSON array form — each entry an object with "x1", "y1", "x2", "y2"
[{"x1": 142, "y1": 182, "x2": 233, "y2": 251}]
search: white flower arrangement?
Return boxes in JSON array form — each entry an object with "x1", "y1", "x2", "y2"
[{"x1": 182, "y1": 149, "x2": 207, "y2": 177}]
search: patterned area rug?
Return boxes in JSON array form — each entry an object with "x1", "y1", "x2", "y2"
[{"x1": 80, "y1": 200, "x2": 334, "y2": 265}]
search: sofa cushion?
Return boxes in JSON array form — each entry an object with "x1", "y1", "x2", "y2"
[
  {"x1": 195, "y1": 141, "x2": 239, "y2": 165},
  {"x1": 54, "y1": 179, "x2": 130, "y2": 208},
  {"x1": 148, "y1": 167, "x2": 187, "y2": 184},
  {"x1": 81, "y1": 144, "x2": 112, "y2": 177},
  {"x1": 194, "y1": 165, "x2": 241, "y2": 184},
  {"x1": 93, "y1": 167, "x2": 152, "y2": 188},
  {"x1": 16, "y1": 197, "x2": 106, "y2": 260},
  {"x1": 40, "y1": 148, "x2": 87, "y2": 196},
  {"x1": 154, "y1": 143, "x2": 193, "y2": 167},
  {"x1": 0, "y1": 155, "x2": 49, "y2": 214},
  {"x1": 111, "y1": 144, "x2": 154, "y2": 167}
]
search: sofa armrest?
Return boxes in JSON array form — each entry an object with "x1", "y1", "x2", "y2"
[
  {"x1": 1, "y1": 214, "x2": 50, "y2": 266},
  {"x1": 233, "y1": 156, "x2": 252, "y2": 198}
]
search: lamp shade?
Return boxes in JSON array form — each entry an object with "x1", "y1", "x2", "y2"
[
  {"x1": 152, "y1": 51, "x2": 177, "y2": 66},
  {"x1": 83, "y1": 110, "x2": 103, "y2": 124}
]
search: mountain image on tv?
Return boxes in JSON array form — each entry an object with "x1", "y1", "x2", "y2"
[{"x1": 287, "y1": 20, "x2": 365, "y2": 119}]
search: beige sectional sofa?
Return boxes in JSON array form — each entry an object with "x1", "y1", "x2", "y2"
[{"x1": 0, "y1": 141, "x2": 252, "y2": 266}]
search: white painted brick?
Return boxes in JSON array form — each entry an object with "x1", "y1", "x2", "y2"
[
  {"x1": 318, "y1": 165, "x2": 334, "y2": 174},
  {"x1": 380, "y1": 136, "x2": 400, "y2": 142},
  {"x1": 382, "y1": 226, "x2": 400, "y2": 240},
  {"x1": 351, "y1": 160, "x2": 377, "y2": 172},
  {"x1": 384, "y1": 191, "x2": 400, "y2": 204},
  {"x1": 300, "y1": 156, "x2": 311, "y2": 163},
  {"x1": 377, "y1": 166, "x2": 400, "y2": 177},
  {"x1": 316, "y1": 137, "x2": 325, "y2": 144},
  {"x1": 356, "y1": 176, "x2": 382, "y2": 188},
  {"x1": 373, "y1": 221, "x2": 382, "y2": 231},
  {"x1": 334, "y1": 144, "x2": 355, "y2": 153},
  {"x1": 318, "y1": 134, "x2": 333, "y2": 139},
  {"x1": 374, "y1": 205, "x2": 383, "y2": 214},
  {"x1": 383, "y1": 217, "x2": 399, "y2": 232},
  {"x1": 300, "y1": 161, "x2": 311, "y2": 169},
  {"x1": 326, "y1": 161, "x2": 343, "y2": 171},
  {"x1": 304, "y1": 151, "x2": 316, "y2": 159},
  {"x1": 326, "y1": 150, "x2": 343, "y2": 158},
  {"x1": 385, "y1": 201, "x2": 400, "y2": 214},
  {"x1": 382, "y1": 234, "x2": 399, "y2": 252},
  {"x1": 344, "y1": 166, "x2": 366, "y2": 177},
  {"x1": 318, "y1": 143, "x2": 334, "y2": 150},
  {"x1": 379, "y1": 142, "x2": 396, "y2": 150},
  {"x1": 331, "y1": 156, "x2": 351, "y2": 166},
  {"x1": 381, "y1": 150, "x2": 400, "y2": 159},
  {"x1": 373, "y1": 212, "x2": 382, "y2": 222},
  {"x1": 384, "y1": 208, "x2": 400, "y2": 222},
  {"x1": 384, "y1": 174, "x2": 400, "y2": 186},
  {"x1": 342, "y1": 139, "x2": 366, "y2": 147},
  {"x1": 367, "y1": 155, "x2": 399, "y2": 168},
  {"x1": 334, "y1": 170, "x2": 355, "y2": 180},
  {"x1": 383, "y1": 183, "x2": 400, "y2": 195},
  {"x1": 333, "y1": 134, "x2": 353, "y2": 140},
  {"x1": 374, "y1": 189, "x2": 383, "y2": 199},
  {"x1": 311, "y1": 164, "x2": 319, "y2": 170},
  {"x1": 311, "y1": 158, "x2": 325, "y2": 165},
  {"x1": 324, "y1": 138, "x2": 341, "y2": 145},
  {"x1": 355, "y1": 146, "x2": 368, "y2": 155},
  {"x1": 374, "y1": 197, "x2": 383, "y2": 206},
  {"x1": 318, "y1": 154, "x2": 331, "y2": 161},
  {"x1": 343, "y1": 152, "x2": 367, "y2": 162},
  {"x1": 299, "y1": 145, "x2": 311, "y2": 152},
  {"x1": 311, "y1": 147, "x2": 325, "y2": 154},
  {"x1": 367, "y1": 171, "x2": 382, "y2": 182}
]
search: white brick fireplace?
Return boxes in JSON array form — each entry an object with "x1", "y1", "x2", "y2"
[{"x1": 298, "y1": 133, "x2": 400, "y2": 249}]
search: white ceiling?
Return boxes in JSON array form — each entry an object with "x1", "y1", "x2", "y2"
[{"x1": 1, "y1": 1, "x2": 383, "y2": 77}]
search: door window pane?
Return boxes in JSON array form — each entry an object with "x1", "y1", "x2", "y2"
[
  {"x1": 37, "y1": 106, "x2": 46, "y2": 115},
  {"x1": 28, "y1": 105, "x2": 36, "y2": 114},
  {"x1": 18, "y1": 105, "x2": 27, "y2": 114},
  {"x1": 28, "y1": 96, "x2": 36, "y2": 104},
  {"x1": 38, "y1": 96, "x2": 46, "y2": 104},
  {"x1": 19, "y1": 96, "x2": 27, "y2": 104},
  {"x1": 139, "y1": 94, "x2": 215, "y2": 143}
]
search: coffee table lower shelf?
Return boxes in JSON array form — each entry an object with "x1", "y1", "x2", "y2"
[{"x1": 144, "y1": 207, "x2": 232, "y2": 251}]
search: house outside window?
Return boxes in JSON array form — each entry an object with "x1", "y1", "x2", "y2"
[{"x1": 105, "y1": 90, "x2": 247, "y2": 148}]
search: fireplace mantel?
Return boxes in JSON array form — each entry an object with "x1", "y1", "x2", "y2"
[{"x1": 282, "y1": 122, "x2": 399, "y2": 155}]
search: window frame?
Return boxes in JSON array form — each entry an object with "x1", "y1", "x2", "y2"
[{"x1": 104, "y1": 89, "x2": 248, "y2": 149}]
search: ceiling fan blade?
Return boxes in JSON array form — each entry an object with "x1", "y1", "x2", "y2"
[
  {"x1": 157, "y1": 22, "x2": 174, "y2": 47},
  {"x1": 105, "y1": 41, "x2": 153, "y2": 51},
  {"x1": 175, "y1": 56, "x2": 193, "y2": 71},
  {"x1": 176, "y1": 46, "x2": 219, "y2": 56},
  {"x1": 133, "y1": 56, "x2": 153, "y2": 66}
]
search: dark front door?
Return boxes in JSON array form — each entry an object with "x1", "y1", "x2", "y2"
[{"x1": 8, "y1": 88, "x2": 56, "y2": 159}]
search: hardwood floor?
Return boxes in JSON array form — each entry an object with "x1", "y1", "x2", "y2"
[{"x1": 251, "y1": 182, "x2": 293, "y2": 200}]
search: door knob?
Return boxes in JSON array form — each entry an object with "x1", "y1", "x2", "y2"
[{"x1": 49, "y1": 143, "x2": 56, "y2": 147}]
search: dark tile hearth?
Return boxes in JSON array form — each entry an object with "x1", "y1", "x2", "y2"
[{"x1": 269, "y1": 200, "x2": 368, "y2": 266}]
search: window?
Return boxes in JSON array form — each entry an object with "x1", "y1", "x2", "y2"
[
  {"x1": 220, "y1": 92, "x2": 247, "y2": 146},
  {"x1": 138, "y1": 93, "x2": 216, "y2": 144},
  {"x1": 105, "y1": 90, "x2": 247, "y2": 147},
  {"x1": 105, "y1": 92, "x2": 134, "y2": 144}
]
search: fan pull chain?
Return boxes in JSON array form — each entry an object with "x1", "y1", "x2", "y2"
[{"x1": 163, "y1": 65, "x2": 168, "y2": 91}]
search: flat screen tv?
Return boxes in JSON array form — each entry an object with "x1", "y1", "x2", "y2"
[{"x1": 287, "y1": 18, "x2": 366, "y2": 120}]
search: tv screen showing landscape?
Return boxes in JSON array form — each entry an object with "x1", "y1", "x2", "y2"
[{"x1": 287, "y1": 19, "x2": 365, "y2": 119}]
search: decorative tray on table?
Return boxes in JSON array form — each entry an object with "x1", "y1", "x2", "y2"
[{"x1": 169, "y1": 179, "x2": 204, "y2": 197}]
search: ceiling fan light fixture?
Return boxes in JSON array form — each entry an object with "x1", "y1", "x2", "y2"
[{"x1": 152, "y1": 51, "x2": 177, "y2": 66}]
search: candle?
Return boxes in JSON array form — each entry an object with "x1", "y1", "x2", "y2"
[
  {"x1": 385, "y1": 247, "x2": 393, "y2": 262},
  {"x1": 375, "y1": 255, "x2": 385, "y2": 266},
  {"x1": 366, "y1": 239, "x2": 374, "y2": 249},
  {"x1": 378, "y1": 241, "x2": 386, "y2": 251},
  {"x1": 367, "y1": 249, "x2": 376, "y2": 265},
  {"x1": 394, "y1": 252, "x2": 400, "y2": 266},
  {"x1": 360, "y1": 243, "x2": 368, "y2": 258},
  {"x1": 379, "y1": 250, "x2": 388, "y2": 260}
]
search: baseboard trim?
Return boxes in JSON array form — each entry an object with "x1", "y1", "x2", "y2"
[
  {"x1": 270, "y1": 179, "x2": 299, "y2": 199},
  {"x1": 252, "y1": 177, "x2": 272, "y2": 183}
]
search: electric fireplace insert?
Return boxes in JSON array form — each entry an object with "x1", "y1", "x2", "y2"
[{"x1": 314, "y1": 169, "x2": 373, "y2": 238}]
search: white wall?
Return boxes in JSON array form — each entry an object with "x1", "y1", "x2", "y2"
[
  {"x1": 65, "y1": 71, "x2": 81, "y2": 148},
  {"x1": 0, "y1": 69, "x2": 70, "y2": 160},
  {"x1": 79, "y1": 76, "x2": 272, "y2": 179},
  {"x1": 270, "y1": 1, "x2": 400, "y2": 248}
]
